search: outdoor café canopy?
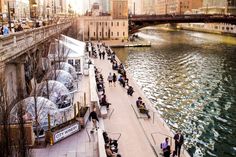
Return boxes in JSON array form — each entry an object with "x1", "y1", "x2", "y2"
[{"x1": 48, "y1": 36, "x2": 85, "y2": 60}]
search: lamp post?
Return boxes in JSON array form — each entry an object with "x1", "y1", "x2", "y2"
[
  {"x1": 30, "y1": 0, "x2": 37, "y2": 28},
  {"x1": 46, "y1": 5, "x2": 50, "y2": 25},
  {"x1": 179, "y1": 1, "x2": 182, "y2": 15},
  {"x1": 225, "y1": 0, "x2": 232, "y2": 15}
]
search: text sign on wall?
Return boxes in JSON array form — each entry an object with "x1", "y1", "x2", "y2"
[{"x1": 53, "y1": 123, "x2": 80, "y2": 143}]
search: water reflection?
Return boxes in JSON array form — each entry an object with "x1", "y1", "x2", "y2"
[{"x1": 114, "y1": 30, "x2": 236, "y2": 157}]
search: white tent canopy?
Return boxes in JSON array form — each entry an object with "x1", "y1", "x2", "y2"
[{"x1": 48, "y1": 35, "x2": 86, "y2": 74}]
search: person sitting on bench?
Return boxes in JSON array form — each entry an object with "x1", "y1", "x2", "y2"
[
  {"x1": 118, "y1": 75, "x2": 126, "y2": 87},
  {"x1": 100, "y1": 94, "x2": 111, "y2": 109},
  {"x1": 136, "y1": 97, "x2": 150, "y2": 119},
  {"x1": 127, "y1": 86, "x2": 134, "y2": 96}
]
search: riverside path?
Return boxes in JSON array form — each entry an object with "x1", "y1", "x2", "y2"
[{"x1": 93, "y1": 46, "x2": 191, "y2": 157}]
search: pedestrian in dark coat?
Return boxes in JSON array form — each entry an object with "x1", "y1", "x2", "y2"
[
  {"x1": 112, "y1": 73, "x2": 117, "y2": 87},
  {"x1": 174, "y1": 131, "x2": 184, "y2": 157},
  {"x1": 89, "y1": 108, "x2": 99, "y2": 130},
  {"x1": 102, "y1": 51, "x2": 105, "y2": 59}
]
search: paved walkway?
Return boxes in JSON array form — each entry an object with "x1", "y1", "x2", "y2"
[
  {"x1": 33, "y1": 75, "x2": 99, "y2": 157},
  {"x1": 94, "y1": 54, "x2": 190, "y2": 157}
]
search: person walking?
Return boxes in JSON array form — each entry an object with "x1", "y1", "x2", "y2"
[
  {"x1": 107, "y1": 73, "x2": 113, "y2": 87},
  {"x1": 112, "y1": 73, "x2": 117, "y2": 87},
  {"x1": 174, "y1": 130, "x2": 184, "y2": 157},
  {"x1": 89, "y1": 108, "x2": 99, "y2": 132},
  {"x1": 102, "y1": 51, "x2": 105, "y2": 60},
  {"x1": 99, "y1": 51, "x2": 102, "y2": 59}
]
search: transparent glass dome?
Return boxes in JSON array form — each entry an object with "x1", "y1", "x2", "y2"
[
  {"x1": 54, "y1": 62, "x2": 77, "y2": 79},
  {"x1": 33, "y1": 80, "x2": 72, "y2": 110},
  {"x1": 10, "y1": 97, "x2": 62, "y2": 137},
  {"x1": 46, "y1": 70, "x2": 74, "y2": 90}
]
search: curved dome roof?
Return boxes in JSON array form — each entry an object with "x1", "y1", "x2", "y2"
[
  {"x1": 10, "y1": 97, "x2": 62, "y2": 135},
  {"x1": 33, "y1": 80, "x2": 72, "y2": 110},
  {"x1": 54, "y1": 62, "x2": 77, "y2": 79},
  {"x1": 46, "y1": 70, "x2": 74, "y2": 90}
]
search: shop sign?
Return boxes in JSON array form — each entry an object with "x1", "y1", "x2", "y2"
[{"x1": 54, "y1": 123, "x2": 80, "y2": 143}]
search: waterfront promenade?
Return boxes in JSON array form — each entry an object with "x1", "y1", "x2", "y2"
[{"x1": 93, "y1": 52, "x2": 191, "y2": 157}]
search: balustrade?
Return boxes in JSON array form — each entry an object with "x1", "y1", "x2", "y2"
[{"x1": 0, "y1": 22, "x2": 72, "y2": 62}]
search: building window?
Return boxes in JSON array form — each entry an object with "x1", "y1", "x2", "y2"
[
  {"x1": 68, "y1": 59, "x2": 74, "y2": 66},
  {"x1": 117, "y1": 32, "x2": 119, "y2": 36},
  {"x1": 100, "y1": 22, "x2": 101, "y2": 26},
  {"x1": 90, "y1": 22, "x2": 93, "y2": 25},
  {"x1": 111, "y1": 22, "x2": 113, "y2": 26},
  {"x1": 94, "y1": 32, "x2": 96, "y2": 36},
  {"x1": 117, "y1": 22, "x2": 119, "y2": 26},
  {"x1": 105, "y1": 32, "x2": 107, "y2": 36},
  {"x1": 105, "y1": 22, "x2": 107, "y2": 26},
  {"x1": 222, "y1": 27, "x2": 225, "y2": 30},
  {"x1": 123, "y1": 22, "x2": 125, "y2": 26},
  {"x1": 123, "y1": 32, "x2": 125, "y2": 36},
  {"x1": 111, "y1": 32, "x2": 113, "y2": 36},
  {"x1": 100, "y1": 32, "x2": 101, "y2": 36}
]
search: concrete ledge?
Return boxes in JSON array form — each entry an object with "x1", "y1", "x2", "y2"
[{"x1": 97, "y1": 129, "x2": 106, "y2": 157}]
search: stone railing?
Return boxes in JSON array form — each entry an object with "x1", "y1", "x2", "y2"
[{"x1": 0, "y1": 22, "x2": 72, "y2": 63}]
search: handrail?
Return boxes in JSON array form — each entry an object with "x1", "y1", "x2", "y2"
[
  {"x1": 130, "y1": 104, "x2": 148, "y2": 119},
  {"x1": 108, "y1": 108, "x2": 115, "y2": 120},
  {"x1": 106, "y1": 131, "x2": 122, "y2": 141},
  {"x1": 151, "y1": 131, "x2": 173, "y2": 146}
]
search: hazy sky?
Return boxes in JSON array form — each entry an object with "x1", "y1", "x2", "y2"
[{"x1": 68, "y1": 0, "x2": 99, "y2": 14}]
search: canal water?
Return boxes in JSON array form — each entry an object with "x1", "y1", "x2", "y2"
[{"x1": 114, "y1": 29, "x2": 236, "y2": 157}]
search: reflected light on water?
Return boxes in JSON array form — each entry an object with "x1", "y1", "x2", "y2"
[{"x1": 115, "y1": 29, "x2": 236, "y2": 157}]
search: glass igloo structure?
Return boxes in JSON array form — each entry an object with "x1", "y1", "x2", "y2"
[
  {"x1": 54, "y1": 62, "x2": 77, "y2": 79},
  {"x1": 46, "y1": 70, "x2": 74, "y2": 91},
  {"x1": 10, "y1": 97, "x2": 62, "y2": 137},
  {"x1": 33, "y1": 80, "x2": 72, "y2": 110}
]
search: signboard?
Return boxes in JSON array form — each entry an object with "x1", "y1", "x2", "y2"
[{"x1": 53, "y1": 122, "x2": 80, "y2": 143}]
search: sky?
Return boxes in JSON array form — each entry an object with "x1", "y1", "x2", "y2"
[{"x1": 68, "y1": 0, "x2": 98, "y2": 14}]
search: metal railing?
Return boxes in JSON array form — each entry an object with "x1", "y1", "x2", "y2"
[
  {"x1": 130, "y1": 104, "x2": 148, "y2": 119},
  {"x1": 0, "y1": 21, "x2": 72, "y2": 63},
  {"x1": 106, "y1": 131, "x2": 122, "y2": 141},
  {"x1": 108, "y1": 108, "x2": 115, "y2": 120},
  {"x1": 151, "y1": 131, "x2": 173, "y2": 146}
]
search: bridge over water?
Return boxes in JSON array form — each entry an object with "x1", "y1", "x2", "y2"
[{"x1": 129, "y1": 14, "x2": 236, "y2": 33}]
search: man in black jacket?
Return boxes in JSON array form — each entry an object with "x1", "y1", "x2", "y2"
[
  {"x1": 89, "y1": 108, "x2": 99, "y2": 131},
  {"x1": 174, "y1": 130, "x2": 184, "y2": 157}
]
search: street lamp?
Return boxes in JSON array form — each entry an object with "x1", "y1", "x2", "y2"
[
  {"x1": 179, "y1": 2, "x2": 182, "y2": 15},
  {"x1": 46, "y1": 5, "x2": 50, "y2": 25}
]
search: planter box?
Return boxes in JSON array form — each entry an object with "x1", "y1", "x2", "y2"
[
  {"x1": 77, "y1": 107, "x2": 90, "y2": 128},
  {"x1": 45, "y1": 119, "x2": 81, "y2": 145}
]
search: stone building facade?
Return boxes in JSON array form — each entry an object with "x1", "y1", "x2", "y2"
[{"x1": 79, "y1": 16, "x2": 128, "y2": 40}]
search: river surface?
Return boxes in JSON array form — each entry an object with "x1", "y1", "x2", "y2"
[{"x1": 114, "y1": 29, "x2": 236, "y2": 157}]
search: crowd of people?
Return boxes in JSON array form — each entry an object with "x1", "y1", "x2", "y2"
[{"x1": 87, "y1": 41, "x2": 186, "y2": 157}]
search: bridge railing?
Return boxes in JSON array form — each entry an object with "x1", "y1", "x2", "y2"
[{"x1": 0, "y1": 21, "x2": 72, "y2": 62}]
